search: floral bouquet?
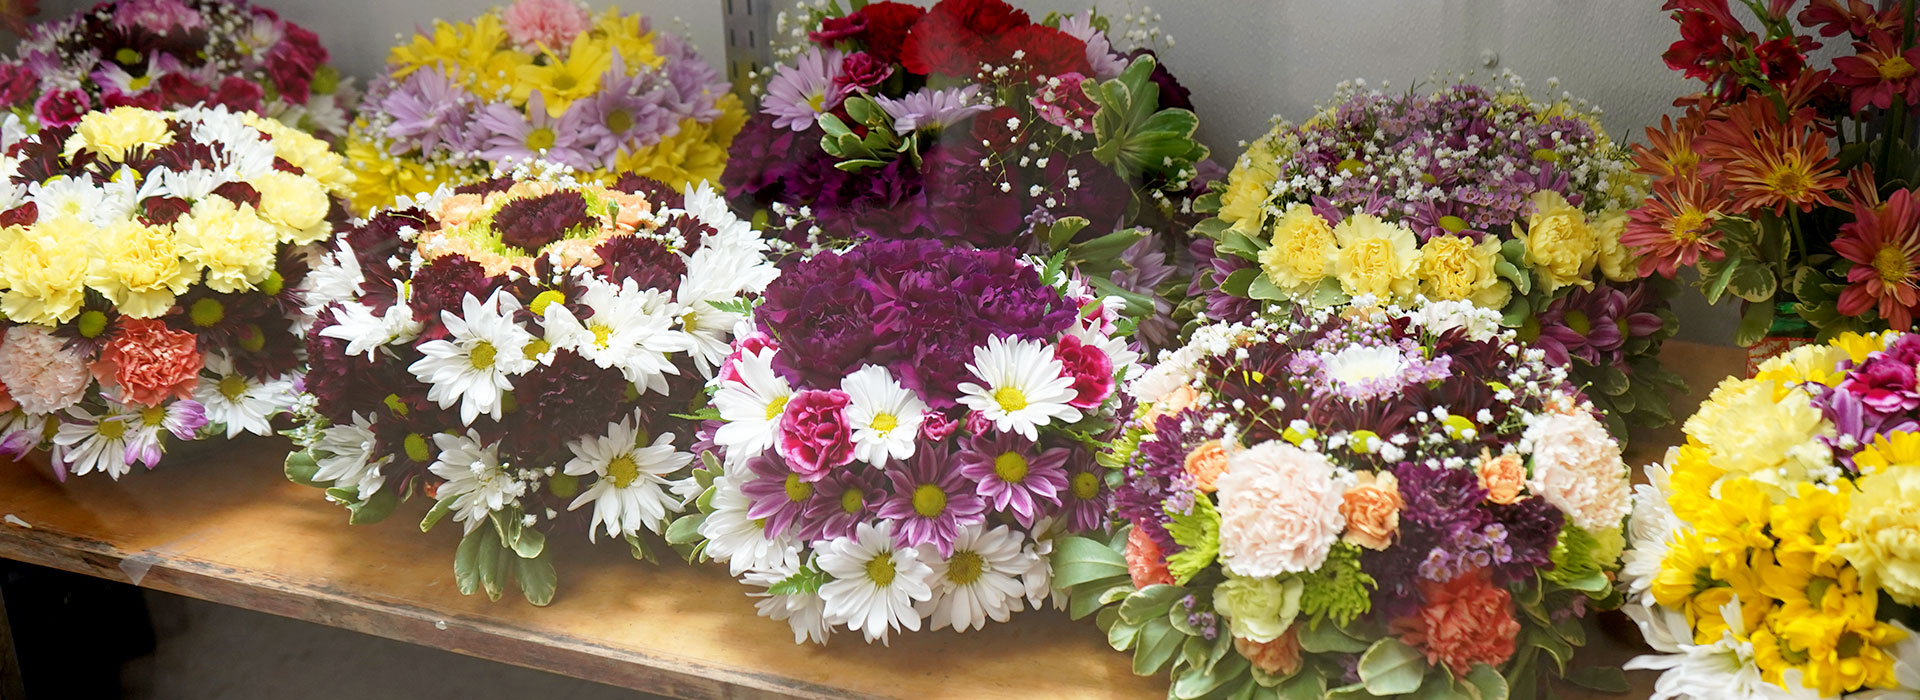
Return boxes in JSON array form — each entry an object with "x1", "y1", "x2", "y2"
[
  {"x1": 669, "y1": 239, "x2": 1134, "y2": 644},
  {"x1": 1630, "y1": 1, "x2": 1920, "y2": 362},
  {"x1": 1055, "y1": 300, "x2": 1634, "y2": 699},
  {"x1": 1192, "y1": 77, "x2": 1682, "y2": 436},
  {"x1": 1621, "y1": 332, "x2": 1920, "y2": 698},
  {"x1": 2, "y1": 0, "x2": 353, "y2": 140},
  {"x1": 722, "y1": 0, "x2": 1210, "y2": 347},
  {"x1": 0, "y1": 105, "x2": 351, "y2": 478},
  {"x1": 286, "y1": 170, "x2": 774, "y2": 605},
  {"x1": 343, "y1": 0, "x2": 745, "y2": 214}
]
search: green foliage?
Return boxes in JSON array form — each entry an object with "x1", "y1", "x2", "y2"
[
  {"x1": 1163, "y1": 498, "x2": 1220, "y2": 585},
  {"x1": 1088, "y1": 54, "x2": 1210, "y2": 184},
  {"x1": 768, "y1": 562, "x2": 829, "y2": 596},
  {"x1": 1297, "y1": 543, "x2": 1374, "y2": 627}
]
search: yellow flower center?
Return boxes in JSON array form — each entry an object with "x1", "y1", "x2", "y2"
[
  {"x1": 993, "y1": 387, "x2": 1028, "y2": 413},
  {"x1": 528, "y1": 290, "x2": 565, "y2": 316},
  {"x1": 605, "y1": 109, "x2": 633, "y2": 134},
  {"x1": 784, "y1": 473, "x2": 813, "y2": 502},
  {"x1": 1670, "y1": 150, "x2": 1701, "y2": 176},
  {"x1": 190, "y1": 298, "x2": 226, "y2": 327},
  {"x1": 765, "y1": 395, "x2": 790, "y2": 421},
  {"x1": 590, "y1": 323, "x2": 613, "y2": 349},
  {"x1": 1764, "y1": 162, "x2": 1813, "y2": 200},
  {"x1": 1837, "y1": 630, "x2": 1866, "y2": 658},
  {"x1": 1873, "y1": 245, "x2": 1913, "y2": 285},
  {"x1": 96, "y1": 420, "x2": 127, "y2": 441},
  {"x1": 911, "y1": 483, "x2": 948, "y2": 518},
  {"x1": 129, "y1": 75, "x2": 152, "y2": 92},
  {"x1": 871, "y1": 413, "x2": 898, "y2": 434},
  {"x1": 403, "y1": 433, "x2": 432, "y2": 462},
  {"x1": 840, "y1": 487, "x2": 865, "y2": 515},
  {"x1": 865, "y1": 554, "x2": 897, "y2": 586},
  {"x1": 1070, "y1": 472, "x2": 1100, "y2": 500},
  {"x1": 1881, "y1": 56, "x2": 1917, "y2": 81},
  {"x1": 993, "y1": 452, "x2": 1029, "y2": 483},
  {"x1": 607, "y1": 454, "x2": 641, "y2": 488},
  {"x1": 807, "y1": 91, "x2": 829, "y2": 114},
  {"x1": 1564, "y1": 309, "x2": 1592, "y2": 336},
  {"x1": 947, "y1": 550, "x2": 985, "y2": 585},
  {"x1": 141, "y1": 406, "x2": 167, "y2": 425},
  {"x1": 525, "y1": 127, "x2": 557, "y2": 151},
  {"x1": 551, "y1": 74, "x2": 578, "y2": 92},
  {"x1": 524, "y1": 338, "x2": 551, "y2": 361},
  {"x1": 1669, "y1": 209, "x2": 1712, "y2": 242},
  {"x1": 217, "y1": 375, "x2": 249, "y2": 401},
  {"x1": 470, "y1": 341, "x2": 498, "y2": 370},
  {"x1": 114, "y1": 48, "x2": 140, "y2": 64}
]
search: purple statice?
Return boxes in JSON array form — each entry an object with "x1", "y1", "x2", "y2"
[
  {"x1": 761, "y1": 46, "x2": 844, "y2": 132},
  {"x1": 875, "y1": 85, "x2": 991, "y2": 133},
  {"x1": 956, "y1": 431, "x2": 1070, "y2": 527},
  {"x1": 800, "y1": 467, "x2": 883, "y2": 542},
  {"x1": 1114, "y1": 411, "x2": 1205, "y2": 553},
  {"x1": 738, "y1": 453, "x2": 817, "y2": 539},
  {"x1": 876, "y1": 443, "x2": 985, "y2": 556},
  {"x1": 471, "y1": 92, "x2": 595, "y2": 169},
  {"x1": 379, "y1": 65, "x2": 475, "y2": 156},
  {"x1": 1289, "y1": 323, "x2": 1452, "y2": 402}
]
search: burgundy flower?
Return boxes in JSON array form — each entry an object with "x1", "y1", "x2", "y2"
[
  {"x1": 33, "y1": 88, "x2": 89, "y2": 128},
  {"x1": 776, "y1": 388, "x2": 857, "y2": 480},
  {"x1": 593, "y1": 234, "x2": 687, "y2": 291},
  {"x1": 212, "y1": 76, "x2": 265, "y2": 113},
  {"x1": 1055, "y1": 334, "x2": 1113, "y2": 409},
  {"x1": 0, "y1": 202, "x2": 36, "y2": 228},
  {"x1": 852, "y1": 1, "x2": 927, "y2": 65},
  {"x1": 409, "y1": 255, "x2": 495, "y2": 340},
  {"x1": 809, "y1": 13, "x2": 868, "y2": 45},
  {"x1": 834, "y1": 51, "x2": 893, "y2": 92},
  {"x1": 492, "y1": 190, "x2": 596, "y2": 252},
  {"x1": 969, "y1": 105, "x2": 1021, "y2": 146},
  {"x1": 502, "y1": 350, "x2": 630, "y2": 459},
  {"x1": 0, "y1": 64, "x2": 32, "y2": 108},
  {"x1": 156, "y1": 73, "x2": 210, "y2": 105}
]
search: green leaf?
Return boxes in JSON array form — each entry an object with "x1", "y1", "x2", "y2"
[
  {"x1": 1120, "y1": 584, "x2": 1186, "y2": 625},
  {"x1": 1275, "y1": 666, "x2": 1326, "y2": 699},
  {"x1": 1735, "y1": 300, "x2": 1776, "y2": 347},
  {"x1": 1069, "y1": 576, "x2": 1130, "y2": 620},
  {"x1": 284, "y1": 450, "x2": 325, "y2": 487},
  {"x1": 1173, "y1": 653, "x2": 1249, "y2": 700},
  {"x1": 768, "y1": 563, "x2": 829, "y2": 596},
  {"x1": 1560, "y1": 570, "x2": 1610, "y2": 593},
  {"x1": 1220, "y1": 267, "x2": 1260, "y2": 297},
  {"x1": 1246, "y1": 275, "x2": 1288, "y2": 301},
  {"x1": 1133, "y1": 618, "x2": 1184, "y2": 675},
  {"x1": 1699, "y1": 257, "x2": 1740, "y2": 305},
  {"x1": 509, "y1": 523, "x2": 546, "y2": 559},
  {"x1": 1069, "y1": 228, "x2": 1150, "y2": 268},
  {"x1": 512, "y1": 551, "x2": 557, "y2": 606},
  {"x1": 347, "y1": 485, "x2": 400, "y2": 525},
  {"x1": 664, "y1": 513, "x2": 706, "y2": 546},
  {"x1": 1564, "y1": 666, "x2": 1630, "y2": 693},
  {"x1": 1501, "y1": 296, "x2": 1532, "y2": 327},
  {"x1": 625, "y1": 533, "x2": 658, "y2": 563},
  {"x1": 1726, "y1": 261, "x2": 1779, "y2": 302},
  {"x1": 1046, "y1": 216, "x2": 1092, "y2": 252},
  {"x1": 1052, "y1": 535, "x2": 1131, "y2": 590},
  {"x1": 1358, "y1": 637, "x2": 1427, "y2": 696},
  {"x1": 1108, "y1": 614, "x2": 1147, "y2": 652},
  {"x1": 1216, "y1": 230, "x2": 1268, "y2": 260},
  {"x1": 420, "y1": 497, "x2": 454, "y2": 533},
  {"x1": 1466, "y1": 664, "x2": 1508, "y2": 700},
  {"x1": 1297, "y1": 621, "x2": 1370, "y2": 654},
  {"x1": 453, "y1": 525, "x2": 489, "y2": 596},
  {"x1": 818, "y1": 112, "x2": 854, "y2": 139},
  {"x1": 477, "y1": 529, "x2": 507, "y2": 602}
]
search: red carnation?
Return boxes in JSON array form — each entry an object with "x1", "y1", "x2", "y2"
[
  {"x1": 32, "y1": 88, "x2": 89, "y2": 128},
  {"x1": 213, "y1": 76, "x2": 264, "y2": 113},
  {"x1": 991, "y1": 24, "x2": 1092, "y2": 82},
  {"x1": 102, "y1": 90, "x2": 164, "y2": 110},
  {"x1": 901, "y1": 0, "x2": 1032, "y2": 77},
  {"x1": 809, "y1": 13, "x2": 867, "y2": 45},
  {"x1": 0, "y1": 64, "x2": 33, "y2": 107},
  {"x1": 156, "y1": 73, "x2": 210, "y2": 105},
  {"x1": 853, "y1": 1, "x2": 927, "y2": 64}
]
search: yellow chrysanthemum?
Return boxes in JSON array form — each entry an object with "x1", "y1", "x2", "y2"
[
  {"x1": 1665, "y1": 440, "x2": 1725, "y2": 525},
  {"x1": 1218, "y1": 129, "x2": 1283, "y2": 235},
  {"x1": 344, "y1": 133, "x2": 465, "y2": 214},
  {"x1": 1691, "y1": 476, "x2": 1776, "y2": 557},
  {"x1": 595, "y1": 9, "x2": 664, "y2": 70},
  {"x1": 1855, "y1": 431, "x2": 1920, "y2": 474},
  {"x1": 390, "y1": 14, "x2": 508, "y2": 81},
  {"x1": 1684, "y1": 376, "x2": 1833, "y2": 492},
  {"x1": 1776, "y1": 602, "x2": 1905, "y2": 696},
  {"x1": 1840, "y1": 463, "x2": 1920, "y2": 606},
  {"x1": 1257, "y1": 204, "x2": 1337, "y2": 292},
  {"x1": 1754, "y1": 343, "x2": 1849, "y2": 388},
  {"x1": 0, "y1": 219, "x2": 92, "y2": 325},
  {"x1": 1831, "y1": 330, "x2": 1897, "y2": 365},
  {"x1": 85, "y1": 219, "x2": 198, "y2": 319},
  {"x1": 1768, "y1": 481, "x2": 1853, "y2": 574},
  {"x1": 1654, "y1": 529, "x2": 1768, "y2": 643},
  {"x1": 1417, "y1": 233, "x2": 1509, "y2": 308},
  {"x1": 614, "y1": 105, "x2": 743, "y2": 191},
  {"x1": 64, "y1": 106, "x2": 173, "y2": 162},
  {"x1": 172, "y1": 198, "x2": 279, "y2": 294},
  {"x1": 1330, "y1": 213, "x2": 1419, "y2": 301},
  {"x1": 514, "y1": 33, "x2": 613, "y2": 117}
]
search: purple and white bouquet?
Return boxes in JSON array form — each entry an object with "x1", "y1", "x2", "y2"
[{"x1": 670, "y1": 239, "x2": 1135, "y2": 644}]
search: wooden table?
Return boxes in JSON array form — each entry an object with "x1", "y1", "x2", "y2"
[{"x1": 0, "y1": 342, "x2": 1744, "y2": 700}]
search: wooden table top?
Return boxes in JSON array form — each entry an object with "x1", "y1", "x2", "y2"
[{"x1": 0, "y1": 341, "x2": 1745, "y2": 700}]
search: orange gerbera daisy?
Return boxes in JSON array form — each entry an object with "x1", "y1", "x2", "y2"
[
  {"x1": 1835, "y1": 188, "x2": 1920, "y2": 329},
  {"x1": 1697, "y1": 98, "x2": 1846, "y2": 215},
  {"x1": 1624, "y1": 177, "x2": 1729, "y2": 277},
  {"x1": 1632, "y1": 111, "x2": 1708, "y2": 183}
]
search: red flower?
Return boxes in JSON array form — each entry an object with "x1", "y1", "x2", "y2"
[
  {"x1": 834, "y1": 51, "x2": 893, "y2": 92},
  {"x1": 1754, "y1": 37, "x2": 1810, "y2": 83},
  {"x1": 1054, "y1": 334, "x2": 1113, "y2": 409},
  {"x1": 1624, "y1": 177, "x2": 1729, "y2": 277},
  {"x1": 809, "y1": 12, "x2": 868, "y2": 45},
  {"x1": 1696, "y1": 98, "x2": 1845, "y2": 215},
  {"x1": 1835, "y1": 188, "x2": 1920, "y2": 329},
  {"x1": 776, "y1": 388, "x2": 856, "y2": 481},
  {"x1": 92, "y1": 319, "x2": 204, "y2": 408},
  {"x1": 1662, "y1": 0, "x2": 1750, "y2": 87},
  {"x1": 851, "y1": 1, "x2": 926, "y2": 65},
  {"x1": 1631, "y1": 112, "x2": 1706, "y2": 183},
  {"x1": 102, "y1": 90, "x2": 164, "y2": 110},
  {"x1": 0, "y1": 63, "x2": 32, "y2": 107},
  {"x1": 1833, "y1": 31, "x2": 1920, "y2": 113},
  {"x1": 212, "y1": 76, "x2": 265, "y2": 113},
  {"x1": 1390, "y1": 569, "x2": 1521, "y2": 676},
  {"x1": 266, "y1": 22, "x2": 328, "y2": 103},
  {"x1": 156, "y1": 73, "x2": 211, "y2": 105},
  {"x1": 1799, "y1": 0, "x2": 1901, "y2": 39},
  {"x1": 990, "y1": 24, "x2": 1092, "y2": 83},
  {"x1": 32, "y1": 88, "x2": 89, "y2": 128},
  {"x1": 900, "y1": 0, "x2": 1033, "y2": 77},
  {"x1": 970, "y1": 105, "x2": 1022, "y2": 146}
]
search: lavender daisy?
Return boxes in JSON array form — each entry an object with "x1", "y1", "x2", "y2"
[
  {"x1": 874, "y1": 85, "x2": 991, "y2": 133},
  {"x1": 955, "y1": 431, "x2": 1069, "y2": 527},
  {"x1": 762, "y1": 47, "x2": 844, "y2": 132},
  {"x1": 877, "y1": 444, "x2": 985, "y2": 556},
  {"x1": 738, "y1": 452, "x2": 817, "y2": 538}
]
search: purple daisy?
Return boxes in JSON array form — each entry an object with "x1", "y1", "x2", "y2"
[
  {"x1": 800, "y1": 466, "x2": 883, "y2": 543},
  {"x1": 876, "y1": 443, "x2": 985, "y2": 556},
  {"x1": 380, "y1": 65, "x2": 475, "y2": 156},
  {"x1": 956, "y1": 432, "x2": 1070, "y2": 527},
  {"x1": 472, "y1": 92, "x2": 595, "y2": 168},
  {"x1": 874, "y1": 85, "x2": 990, "y2": 133},
  {"x1": 1059, "y1": 447, "x2": 1109, "y2": 534},
  {"x1": 761, "y1": 46, "x2": 844, "y2": 132},
  {"x1": 738, "y1": 452, "x2": 818, "y2": 538},
  {"x1": 591, "y1": 54, "x2": 678, "y2": 161}
]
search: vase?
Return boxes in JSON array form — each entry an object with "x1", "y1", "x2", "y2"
[{"x1": 1745, "y1": 301, "x2": 1816, "y2": 378}]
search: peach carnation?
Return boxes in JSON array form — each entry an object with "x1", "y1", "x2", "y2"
[
  {"x1": 1125, "y1": 525, "x2": 1175, "y2": 588},
  {"x1": 1143, "y1": 384, "x2": 1199, "y2": 425},
  {"x1": 1234, "y1": 628, "x2": 1303, "y2": 677},
  {"x1": 1214, "y1": 441, "x2": 1346, "y2": 577},
  {"x1": 1184, "y1": 440, "x2": 1230, "y2": 493},
  {"x1": 93, "y1": 318, "x2": 203, "y2": 407},
  {"x1": 0, "y1": 326, "x2": 91, "y2": 415},
  {"x1": 1476, "y1": 450, "x2": 1526, "y2": 505},
  {"x1": 1390, "y1": 569, "x2": 1520, "y2": 675},
  {"x1": 1522, "y1": 410, "x2": 1631, "y2": 531},
  {"x1": 501, "y1": 0, "x2": 592, "y2": 52},
  {"x1": 1339, "y1": 471, "x2": 1402, "y2": 550},
  {"x1": 435, "y1": 193, "x2": 487, "y2": 228},
  {"x1": 0, "y1": 334, "x2": 14, "y2": 414}
]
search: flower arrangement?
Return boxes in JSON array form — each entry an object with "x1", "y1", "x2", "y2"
[
  {"x1": 1631, "y1": 1, "x2": 1920, "y2": 352},
  {"x1": 0, "y1": 105, "x2": 351, "y2": 478},
  {"x1": 1055, "y1": 300, "x2": 1633, "y2": 699},
  {"x1": 1192, "y1": 77, "x2": 1682, "y2": 435},
  {"x1": 2, "y1": 0, "x2": 353, "y2": 141},
  {"x1": 721, "y1": 0, "x2": 1211, "y2": 347},
  {"x1": 342, "y1": 0, "x2": 745, "y2": 214},
  {"x1": 669, "y1": 239, "x2": 1134, "y2": 644},
  {"x1": 1622, "y1": 331, "x2": 1920, "y2": 698},
  {"x1": 286, "y1": 169, "x2": 774, "y2": 605}
]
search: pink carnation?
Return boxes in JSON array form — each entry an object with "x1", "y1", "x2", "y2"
[
  {"x1": 719, "y1": 332, "x2": 779, "y2": 385},
  {"x1": 34, "y1": 89, "x2": 90, "y2": 128},
  {"x1": 113, "y1": 0, "x2": 205, "y2": 35},
  {"x1": 1214, "y1": 441, "x2": 1347, "y2": 577},
  {"x1": 776, "y1": 389, "x2": 855, "y2": 481},
  {"x1": 919, "y1": 410, "x2": 959, "y2": 441},
  {"x1": 1030, "y1": 72, "x2": 1098, "y2": 133},
  {"x1": 1055, "y1": 335, "x2": 1113, "y2": 409},
  {"x1": 92, "y1": 319, "x2": 204, "y2": 408},
  {"x1": 1521, "y1": 411, "x2": 1631, "y2": 531},
  {"x1": 502, "y1": 0, "x2": 593, "y2": 51},
  {"x1": 0, "y1": 326, "x2": 91, "y2": 415}
]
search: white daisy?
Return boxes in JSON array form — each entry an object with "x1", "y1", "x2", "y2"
[
  {"x1": 1622, "y1": 459, "x2": 1682, "y2": 603},
  {"x1": 313, "y1": 412, "x2": 392, "y2": 498},
  {"x1": 674, "y1": 247, "x2": 773, "y2": 377},
  {"x1": 541, "y1": 278, "x2": 691, "y2": 394},
  {"x1": 916, "y1": 524, "x2": 1033, "y2": 633},
  {"x1": 1022, "y1": 515, "x2": 1065, "y2": 609},
  {"x1": 699, "y1": 470, "x2": 802, "y2": 576},
  {"x1": 817, "y1": 520, "x2": 935, "y2": 645},
  {"x1": 712, "y1": 347, "x2": 792, "y2": 461},
  {"x1": 956, "y1": 335, "x2": 1082, "y2": 440},
  {"x1": 29, "y1": 177, "x2": 104, "y2": 224},
  {"x1": 194, "y1": 353, "x2": 293, "y2": 438},
  {"x1": 51, "y1": 403, "x2": 141, "y2": 479},
  {"x1": 320, "y1": 298, "x2": 422, "y2": 359},
  {"x1": 408, "y1": 291, "x2": 537, "y2": 425},
  {"x1": 743, "y1": 564, "x2": 833, "y2": 646},
  {"x1": 841, "y1": 365, "x2": 925, "y2": 466},
  {"x1": 428, "y1": 430, "x2": 529, "y2": 532},
  {"x1": 1624, "y1": 599, "x2": 1812, "y2": 700},
  {"x1": 563, "y1": 413, "x2": 693, "y2": 542}
]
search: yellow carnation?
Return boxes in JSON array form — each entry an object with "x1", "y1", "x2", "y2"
[
  {"x1": 1417, "y1": 234, "x2": 1509, "y2": 308},
  {"x1": 1257, "y1": 204, "x2": 1337, "y2": 292},
  {"x1": 1330, "y1": 213, "x2": 1418, "y2": 301},
  {"x1": 1518, "y1": 190, "x2": 1599, "y2": 293},
  {"x1": 0, "y1": 220, "x2": 93, "y2": 324},
  {"x1": 173, "y1": 198, "x2": 279, "y2": 293},
  {"x1": 1683, "y1": 376, "x2": 1832, "y2": 492},
  {"x1": 1843, "y1": 464, "x2": 1920, "y2": 607},
  {"x1": 253, "y1": 170, "x2": 333, "y2": 244},
  {"x1": 86, "y1": 219, "x2": 198, "y2": 318},
  {"x1": 1591, "y1": 211, "x2": 1639, "y2": 282},
  {"x1": 243, "y1": 113, "x2": 353, "y2": 193},
  {"x1": 65, "y1": 106, "x2": 172, "y2": 162},
  {"x1": 1754, "y1": 343, "x2": 1849, "y2": 388},
  {"x1": 1218, "y1": 130, "x2": 1283, "y2": 235}
]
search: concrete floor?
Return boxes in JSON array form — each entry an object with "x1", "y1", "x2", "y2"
[{"x1": 120, "y1": 591, "x2": 667, "y2": 700}]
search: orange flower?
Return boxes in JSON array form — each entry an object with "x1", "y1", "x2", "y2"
[
  {"x1": 1184, "y1": 440, "x2": 1230, "y2": 493},
  {"x1": 1143, "y1": 384, "x2": 1198, "y2": 425},
  {"x1": 91, "y1": 318, "x2": 203, "y2": 407},
  {"x1": 1339, "y1": 471, "x2": 1403, "y2": 550},
  {"x1": 1623, "y1": 177, "x2": 1728, "y2": 277},
  {"x1": 1632, "y1": 111, "x2": 1706, "y2": 183},
  {"x1": 1390, "y1": 569, "x2": 1521, "y2": 676},
  {"x1": 1124, "y1": 526, "x2": 1175, "y2": 588},
  {"x1": 1696, "y1": 98, "x2": 1845, "y2": 215},
  {"x1": 1477, "y1": 450, "x2": 1527, "y2": 505},
  {"x1": 435, "y1": 193, "x2": 486, "y2": 228},
  {"x1": 1234, "y1": 628, "x2": 1303, "y2": 677}
]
